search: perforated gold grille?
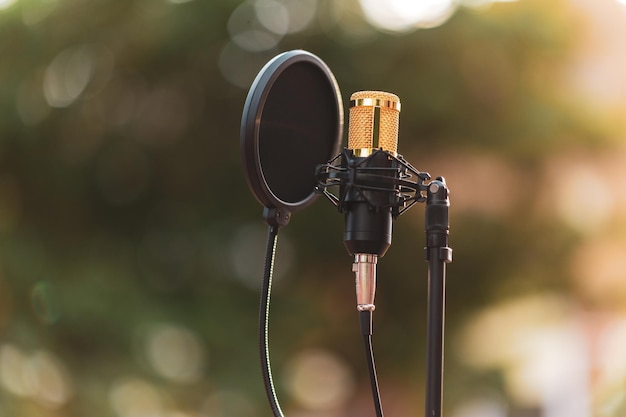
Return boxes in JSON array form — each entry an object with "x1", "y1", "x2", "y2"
[{"x1": 348, "y1": 91, "x2": 400, "y2": 154}]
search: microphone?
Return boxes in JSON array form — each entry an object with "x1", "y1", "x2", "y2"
[
  {"x1": 316, "y1": 91, "x2": 429, "y2": 312},
  {"x1": 345, "y1": 91, "x2": 400, "y2": 259},
  {"x1": 347, "y1": 91, "x2": 400, "y2": 312}
]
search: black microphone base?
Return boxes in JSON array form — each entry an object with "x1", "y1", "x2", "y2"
[{"x1": 344, "y1": 203, "x2": 392, "y2": 256}]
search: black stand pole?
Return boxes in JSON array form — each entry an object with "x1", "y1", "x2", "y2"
[{"x1": 424, "y1": 177, "x2": 452, "y2": 417}]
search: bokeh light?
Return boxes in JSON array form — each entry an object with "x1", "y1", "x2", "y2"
[
  {"x1": 143, "y1": 323, "x2": 206, "y2": 384},
  {"x1": 359, "y1": 0, "x2": 457, "y2": 32},
  {"x1": 284, "y1": 349, "x2": 355, "y2": 411},
  {"x1": 44, "y1": 45, "x2": 95, "y2": 108},
  {"x1": 451, "y1": 396, "x2": 508, "y2": 417},
  {"x1": 222, "y1": 0, "x2": 319, "y2": 87},
  {"x1": 0, "y1": 345, "x2": 73, "y2": 408},
  {"x1": 540, "y1": 150, "x2": 626, "y2": 235},
  {"x1": 109, "y1": 377, "x2": 164, "y2": 417},
  {"x1": 271, "y1": 0, "x2": 318, "y2": 34},
  {"x1": 24, "y1": 351, "x2": 74, "y2": 408},
  {"x1": 457, "y1": 295, "x2": 591, "y2": 411},
  {"x1": 254, "y1": 0, "x2": 290, "y2": 36},
  {"x1": 0, "y1": 0, "x2": 17, "y2": 11},
  {"x1": 569, "y1": 238, "x2": 626, "y2": 307},
  {"x1": 228, "y1": 1, "x2": 282, "y2": 52},
  {"x1": 0, "y1": 344, "x2": 30, "y2": 397}
]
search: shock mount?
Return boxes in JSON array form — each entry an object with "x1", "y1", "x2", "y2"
[{"x1": 316, "y1": 147, "x2": 452, "y2": 417}]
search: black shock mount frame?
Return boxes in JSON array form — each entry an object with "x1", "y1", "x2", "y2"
[{"x1": 315, "y1": 148, "x2": 431, "y2": 216}]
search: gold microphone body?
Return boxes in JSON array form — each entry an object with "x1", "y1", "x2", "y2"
[{"x1": 348, "y1": 91, "x2": 400, "y2": 156}]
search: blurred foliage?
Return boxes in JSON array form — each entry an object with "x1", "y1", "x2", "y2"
[{"x1": 0, "y1": 0, "x2": 623, "y2": 416}]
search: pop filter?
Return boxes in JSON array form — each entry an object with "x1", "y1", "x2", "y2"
[{"x1": 241, "y1": 50, "x2": 343, "y2": 221}]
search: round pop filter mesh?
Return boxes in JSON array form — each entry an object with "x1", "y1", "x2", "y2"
[{"x1": 258, "y1": 61, "x2": 341, "y2": 205}]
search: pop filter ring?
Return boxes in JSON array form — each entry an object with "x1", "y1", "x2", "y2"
[{"x1": 241, "y1": 50, "x2": 343, "y2": 219}]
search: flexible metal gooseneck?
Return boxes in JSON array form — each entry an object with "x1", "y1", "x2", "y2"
[{"x1": 259, "y1": 223, "x2": 284, "y2": 417}]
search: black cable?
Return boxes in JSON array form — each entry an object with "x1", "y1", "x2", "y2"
[
  {"x1": 360, "y1": 310, "x2": 384, "y2": 417},
  {"x1": 259, "y1": 224, "x2": 285, "y2": 417},
  {"x1": 259, "y1": 224, "x2": 384, "y2": 417}
]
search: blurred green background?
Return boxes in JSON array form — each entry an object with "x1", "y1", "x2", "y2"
[{"x1": 1, "y1": 0, "x2": 626, "y2": 416}]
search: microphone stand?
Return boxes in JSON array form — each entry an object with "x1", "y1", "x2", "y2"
[{"x1": 424, "y1": 178, "x2": 452, "y2": 417}]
